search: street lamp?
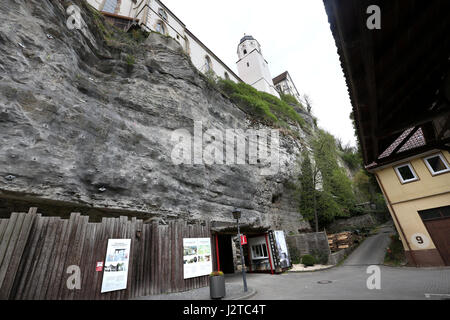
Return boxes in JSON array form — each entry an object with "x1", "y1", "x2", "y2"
[{"x1": 232, "y1": 208, "x2": 248, "y2": 292}]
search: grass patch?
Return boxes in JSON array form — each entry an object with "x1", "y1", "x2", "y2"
[
  {"x1": 280, "y1": 93, "x2": 305, "y2": 111},
  {"x1": 384, "y1": 234, "x2": 407, "y2": 266},
  {"x1": 125, "y1": 54, "x2": 135, "y2": 66},
  {"x1": 216, "y1": 79, "x2": 308, "y2": 132}
]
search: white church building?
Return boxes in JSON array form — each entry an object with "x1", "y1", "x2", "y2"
[{"x1": 86, "y1": 0, "x2": 287, "y2": 99}]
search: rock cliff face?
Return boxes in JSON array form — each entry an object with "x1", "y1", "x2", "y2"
[{"x1": 0, "y1": 0, "x2": 311, "y2": 233}]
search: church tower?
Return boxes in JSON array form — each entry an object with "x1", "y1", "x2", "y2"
[{"x1": 236, "y1": 35, "x2": 279, "y2": 97}]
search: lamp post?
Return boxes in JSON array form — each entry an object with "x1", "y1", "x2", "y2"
[{"x1": 232, "y1": 208, "x2": 248, "y2": 292}]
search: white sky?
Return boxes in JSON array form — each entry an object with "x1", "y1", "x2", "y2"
[{"x1": 164, "y1": 0, "x2": 357, "y2": 147}]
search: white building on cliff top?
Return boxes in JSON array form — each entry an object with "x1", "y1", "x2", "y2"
[{"x1": 236, "y1": 35, "x2": 280, "y2": 97}]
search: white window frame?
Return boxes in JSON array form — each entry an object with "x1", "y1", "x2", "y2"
[
  {"x1": 394, "y1": 163, "x2": 419, "y2": 184},
  {"x1": 251, "y1": 243, "x2": 268, "y2": 260},
  {"x1": 423, "y1": 153, "x2": 450, "y2": 176}
]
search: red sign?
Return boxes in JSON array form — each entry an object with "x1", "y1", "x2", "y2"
[
  {"x1": 96, "y1": 261, "x2": 104, "y2": 272},
  {"x1": 240, "y1": 235, "x2": 247, "y2": 245}
]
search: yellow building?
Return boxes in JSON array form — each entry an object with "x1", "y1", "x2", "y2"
[{"x1": 372, "y1": 150, "x2": 450, "y2": 266}]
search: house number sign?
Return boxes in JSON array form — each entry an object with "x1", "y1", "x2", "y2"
[{"x1": 410, "y1": 233, "x2": 430, "y2": 249}]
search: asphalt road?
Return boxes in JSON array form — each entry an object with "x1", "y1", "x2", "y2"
[
  {"x1": 227, "y1": 222, "x2": 450, "y2": 300},
  {"x1": 342, "y1": 222, "x2": 394, "y2": 266}
]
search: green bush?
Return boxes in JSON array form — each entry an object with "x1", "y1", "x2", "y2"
[
  {"x1": 216, "y1": 79, "x2": 307, "y2": 130},
  {"x1": 280, "y1": 93, "x2": 302, "y2": 107},
  {"x1": 311, "y1": 249, "x2": 329, "y2": 265},
  {"x1": 341, "y1": 151, "x2": 362, "y2": 170},
  {"x1": 125, "y1": 54, "x2": 135, "y2": 66},
  {"x1": 384, "y1": 234, "x2": 407, "y2": 266},
  {"x1": 301, "y1": 254, "x2": 316, "y2": 266}
]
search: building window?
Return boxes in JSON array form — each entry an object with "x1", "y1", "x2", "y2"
[
  {"x1": 103, "y1": 15, "x2": 133, "y2": 31},
  {"x1": 394, "y1": 163, "x2": 419, "y2": 184},
  {"x1": 251, "y1": 243, "x2": 268, "y2": 259},
  {"x1": 158, "y1": 8, "x2": 168, "y2": 21},
  {"x1": 103, "y1": 0, "x2": 118, "y2": 13},
  {"x1": 247, "y1": 62, "x2": 250, "y2": 67},
  {"x1": 205, "y1": 55, "x2": 212, "y2": 72},
  {"x1": 243, "y1": 49, "x2": 247, "y2": 55},
  {"x1": 184, "y1": 37, "x2": 190, "y2": 55},
  {"x1": 423, "y1": 153, "x2": 450, "y2": 176},
  {"x1": 224, "y1": 72, "x2": 230, "y2": 80},
  {"x1": 155, "y1": 21, "x2": 166, "y2": 34}
]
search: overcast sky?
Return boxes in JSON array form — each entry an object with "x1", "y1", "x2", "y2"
[{"x1": 164, "y1": 0, "x2": 357, "y2": 147}]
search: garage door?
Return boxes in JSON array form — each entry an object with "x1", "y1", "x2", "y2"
[{"x1": 419, "y1": 206, "x2": 450, "y2": 266}]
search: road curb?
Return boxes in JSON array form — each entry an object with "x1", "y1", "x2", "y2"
[
  {"x1": 227, "y1": 287, "x2": 257, "y2": 300},
  {"x1": 287, "y1": 265, "x2": 336, "y2": 273}
]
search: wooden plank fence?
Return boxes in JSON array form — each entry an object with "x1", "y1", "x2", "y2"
[{"x1": 0, "y1": 208, "x2": 211, "y2": 300}]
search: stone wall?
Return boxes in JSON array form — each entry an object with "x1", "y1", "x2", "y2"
[
  {"x1": 326, "y1": 212, "x2": 390, "y2": 233},
  {"x1": 327, "y1": 246, "x2": 354, "y2": 265},
  {"x1": 286, "y1": 232, "x2": 331, "y2": 264}
]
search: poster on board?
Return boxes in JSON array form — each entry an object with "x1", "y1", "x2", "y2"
[
  {"x1": 183, "y1": 238, "x2": 212, "y2": 279},
  {"x1": 274, "y1": 231, "x2": 291, "y2": 269},
  {"x1": 101, "y1": 239, "x2": 131, "y2": 293}
]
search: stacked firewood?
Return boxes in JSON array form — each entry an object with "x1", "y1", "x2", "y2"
[{"x1": 327, "y1": 231, "x2": 353, "y2": 252}]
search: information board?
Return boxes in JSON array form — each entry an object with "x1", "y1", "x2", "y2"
[
  {"x1": 183, "y1": 238, "x2": 212, "y2": 279},
  {"x1": 101, "y1": 239, "x2": 131, "y2": 293}
]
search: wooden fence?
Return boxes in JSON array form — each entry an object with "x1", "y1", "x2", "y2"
[{"x1": 0, "y1": 208, "x2": 212, "y2": 300}]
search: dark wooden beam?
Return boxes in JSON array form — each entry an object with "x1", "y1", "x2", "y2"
[{"x1": 378, "y1": 108, "x2": 450, "y2": 138}]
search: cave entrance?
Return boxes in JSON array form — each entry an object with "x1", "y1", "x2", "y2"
[{"x1": 215, "y1": 234, "x2": 235, "y2": 274}]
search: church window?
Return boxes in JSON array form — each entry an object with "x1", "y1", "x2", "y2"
[
  {"x1": 205, "y1": 55, "x2": 212, "y2": 72},
  {"x1": 103, "y1": 0, "x2": 118, "y2": 13},
  {"x1": 158, "y1": 8, "x2": 168, "y2": 21},
  {"x1": 156, "y1": 21, "x2": 166, "y2": 34},
  {"x1": 243, "y1": 49, "x2": 247, "y2": 55},
  {"x1": 185, "y1": 37, "x2": 191, "y2": 55}
]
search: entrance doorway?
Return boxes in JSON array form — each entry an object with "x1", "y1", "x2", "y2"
[{"x1": 216, "y1": 235, "x2": 234, "y2": 274}]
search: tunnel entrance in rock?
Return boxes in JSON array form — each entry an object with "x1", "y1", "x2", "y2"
[{"x1": 215, "y1": 234, "x2": 235, "y2": 274}]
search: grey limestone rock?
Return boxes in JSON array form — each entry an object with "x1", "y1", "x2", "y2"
[{"x1": 0, "y1": 0, "x2": 311, "y2": 233}]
